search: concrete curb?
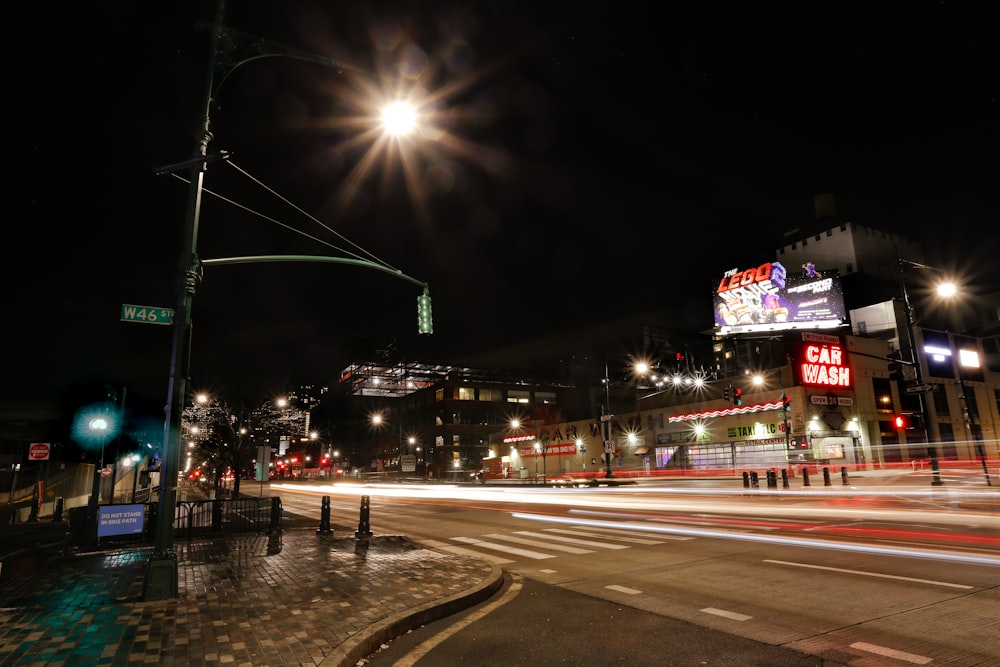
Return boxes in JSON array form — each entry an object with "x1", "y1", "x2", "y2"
[{"x1": 320, "y1": 563, "x2": 505, "y2": 667}]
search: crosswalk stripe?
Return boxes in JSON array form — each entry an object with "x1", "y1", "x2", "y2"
[
  {"x1": 543, "y1": 528, "x2": 668, "y2": 545},
  {"x1": 513, "y1": 531, "x2": 630, "y2": 549},
  {"x1": 482, "y1": 533, "x2": 593, "y2": 554},
  {"x1": 451, "y1": 536, "x2": 557, "y2": 559},
  {"x1": 421, "y1": 540, "x2": 514, "y2": 564}
]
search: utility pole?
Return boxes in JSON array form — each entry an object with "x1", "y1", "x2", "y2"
[{"x1": 601, "y1": 356, "x2": 614, "y2": 478}]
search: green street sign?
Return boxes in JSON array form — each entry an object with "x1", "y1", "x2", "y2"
[{"x1": 120, "y1": 304, "x2": 174, "y2": 326}]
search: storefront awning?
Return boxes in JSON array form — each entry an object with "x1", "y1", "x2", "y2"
[{"x1": 634, "y1": 447, "x2": 648, "y2": 455}]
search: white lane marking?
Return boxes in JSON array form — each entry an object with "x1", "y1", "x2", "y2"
[
  {"x1": 482, "y1": 533, "x2": 593, "y2": 554},
  {"x1": 392, "y1": 575, "x2": 525, "y2": 667},
  {"x1": 605, "y1": 585, "x2": 642, "y2": 595},
  {"x1": 850, "y1": 641, "x2": 932, "y2": 665},
  {"x1": 421, "y1": 540, "x2": 513, "y2": 564},
  {"x1": 539, "y1": 569, "x2": 557, "y2": 574},
  {"x1": 763, "y1": 559, "x2": 974, "y2": 589},
  {"x1": 700, "y1": 607, "x2": 752, "y2": 622},
  {"x1": 513, "y1": 531, "x2": 630, "y2": 549},
  {"x1": 543, "y1": 528, "x2": 668, "y2": 545},
  {"x1": 451, "y1": 536, "x2": 556, "y2": 559}
]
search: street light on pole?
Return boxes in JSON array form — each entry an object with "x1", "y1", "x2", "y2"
[
  {"x1": 129, "y1": 454, "x2": 142, "y2": 503},
  {"x1": 144, "y1": 3, "x2": 434, "y2": 600},
  {"x1": 897, "y1": 256, "x2": 959, "y2": 487},
  {"x1": 600, "y1": 356, "x2": 615, "y2": 478}
]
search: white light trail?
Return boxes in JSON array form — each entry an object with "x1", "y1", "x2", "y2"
[{"x1": 510, "y1": 511, "x2": 1000, "y2": 567}]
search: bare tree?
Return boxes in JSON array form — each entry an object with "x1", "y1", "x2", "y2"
[{"x1": 183, "y1": 396, "x2": 307, "y2": 497}]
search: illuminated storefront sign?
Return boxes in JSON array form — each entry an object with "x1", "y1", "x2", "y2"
[
  {"x1": 669, "y1": 401, "x2": 784, "y2": 423},
  {"x1": 726, "y1": 421, "x2": 789, "y2": 440},
  {"x1": 656, "y1": 431, "x2": 711, "y2": 445},
  {"x1": 713, "y1": 260, "x2": 847, "y2": 334},
  {"x1": 518, "y1": 442, "x2": 578, "y2": 458},
  {"x1": 798, "y1": 337, "x2": 852, "y2": 388}
]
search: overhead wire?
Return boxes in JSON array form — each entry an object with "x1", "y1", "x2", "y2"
[{"x1": 168, "y1": 159, "x2": 400, "y2": 271}]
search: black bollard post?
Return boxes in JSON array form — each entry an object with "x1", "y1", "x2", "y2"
[
  {"x1": 781, "y1": 469, "x2": 789, "y2": 489},
  {"x1": 823, "y1": 466, "x2": 831, "y2": 486},
  {"x1": 317, "y1": 495, "x2": 332, "y2": 535},
  {"x1": 750, "y1": 471, "x2": 759, "y2": 488},
  {"x1": 841, "y1": 466, "x2": 849, "y2": 485},
  {"x1": 53, "y1": 497, "x2": 64, "y2": 522},
  {"x1": 802, "y1": 467, "x2": 811, "y2": 487},
  {"x1": 930, "y1": 458, "x2": 945, "y2": 486},
  {"x1": 268, "y1": 497, "x2": 283, "y2": 534},
  {"x1": 767, "y1": 470, "x2": 777, "y2": 489},
  {"x1": 742, "y1": 471, "x2": 750, "y2": 489},
  {"x1": 355, "y1": 495, "x2": 373, "y2": 538}
]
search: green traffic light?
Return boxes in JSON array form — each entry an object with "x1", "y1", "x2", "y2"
[{"x1": 417, "y1": 293, "x2": 433, "y2": 334}]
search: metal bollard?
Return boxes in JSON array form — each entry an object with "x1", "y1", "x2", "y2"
[
  {"x1": 841, "y1": 466, "x2": 849, "y2": 485},
  {"x1": 53, "y1": 497, "x2": 64, "y2": 522},
  {"x1": 750, "y1": 471, "x2": 759, "y2": 488},
  {"x1": 767, "y1": 470, "x2": 777, "y2": 489},
  {"x1": 823, "y1": 466, "x2": 832, "y2": 486},
  {"x1": 742, "y1": 471, "x2": 750, "y2": 489},
  {"x1": 802, "y1": 467, "x2": 811, "y2": 487},
  {"x1": 781, "y1": 469, "x2": 789, "y2": 489},
  {"x1": 268, "y1": 497, "x2": 283, "y2": 534},
  {"x1": 317, "y1": 495, "x2": 332, "y2": 535},
  {"x1": 355, "y1": 495, "x2": 373, "y2": 538},
  {"x1": 930, "y1": 458, "x2": 945, "y2": 486}
]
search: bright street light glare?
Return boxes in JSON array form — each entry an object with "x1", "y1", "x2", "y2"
[
  {"x1": 381, "y1": 101, "x2": 416, "y2": 136},
  {"x1": 936, "y1": 281, "x2": 958, "y2": 298}
]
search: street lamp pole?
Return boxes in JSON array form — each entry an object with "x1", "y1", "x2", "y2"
[
  {"x1": 601, "y1": 356, "x2": 615, "y2": 478},
  {"x1": 541, "y1": 442, "x2": 547, "y2": 485},
  {"x1": 130, "y1": 454, "x2": 141, "y2": 503},
  {"x1": 897, "y1": 256, "x2": 944, "y2": 486},
  {"x1": 143, "y1": 0, "x2": 227, "y2": 601}
]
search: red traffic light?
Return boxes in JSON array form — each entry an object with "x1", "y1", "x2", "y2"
[{"x1": 893, "y1": 415, "x2": 909, "y2": 430}]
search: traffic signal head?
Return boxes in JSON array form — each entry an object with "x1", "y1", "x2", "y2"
[
  {"x1": 888, "y1": 360, "x2": 905, "y2": 382},
  {"x1": 733, "y1": 387, "x2": 743, "y2": 406},
  {"x1": 893, "y1": 414, "x2": 909, "y2": 430},
  {"x1": 782, "y1": 393, "x2": 791, "y2": 412},
  {"x1": 417, "y1": 292, "x2": 433, "y2": 334},
  {"x1": 723, "y1": 385, "x2": 731, "y2": 402}
]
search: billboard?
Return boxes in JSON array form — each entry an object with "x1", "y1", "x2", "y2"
[{"x1": 713, "y1": 261, "x2": 847, "y2": 335}]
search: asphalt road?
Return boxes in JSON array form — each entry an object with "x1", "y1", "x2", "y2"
[{"x1": 363, "y1": 572, "x2": 833, "y2": 666}]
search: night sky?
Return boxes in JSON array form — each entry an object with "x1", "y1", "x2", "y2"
[{"x1": 11, "y1": 1, "x2": 997, "y2": 413}]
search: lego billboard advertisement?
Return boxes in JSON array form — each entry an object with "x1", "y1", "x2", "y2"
[{"x1": 713, "y1": 261, "x2": 847, "y2": 335}]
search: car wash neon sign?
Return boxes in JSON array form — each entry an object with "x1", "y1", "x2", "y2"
[{"x1": 800, "y1": 343, "x2": 851, "y2": 387}]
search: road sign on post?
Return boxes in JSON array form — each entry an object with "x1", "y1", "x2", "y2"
[
  {"x1": 905, "y1": 383, "x2": 934, "y2": 394},
  {"x1": 28, "y1": 443, "x2": 51, "y2": 461},
  {"x1": 120, "y1": 304, "x2": 174, "y2": 325}
]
